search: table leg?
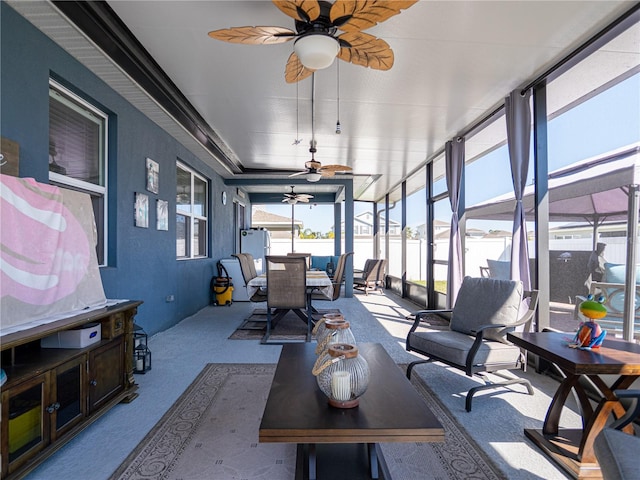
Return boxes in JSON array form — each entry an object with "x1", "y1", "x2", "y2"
[
  {"x1": 543, "y1": 374, "x2": 581, "y2": 435},
  {"x1": 527, "y1": 373, "x2": 639, "y2": 478},
  {"x1": 308, "y1": 443, "x2": 316, "y2": 480},
  {"x1": 368, "y1": 443, "x2": 379, "y2": 479}
]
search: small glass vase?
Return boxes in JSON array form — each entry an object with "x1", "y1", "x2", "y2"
[
  {"x1": 312, "y1": 343, "x2": 370, "y2": 408},
  {"x1": 314, "y1": 318, "x2": 356, "y2": 356},
  {"x1": 312, "y1": 312, "x2": 344, "y2": 340}
]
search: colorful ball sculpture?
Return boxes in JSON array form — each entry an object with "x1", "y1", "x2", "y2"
[{"x1": 571, "y1": 294, "x2": 607, "y2": 349}]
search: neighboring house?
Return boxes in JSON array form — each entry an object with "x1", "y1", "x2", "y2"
[
  {"x1": 341, "y1": 211, "x2": 401, "y2": 237},
  {"x1": 252, "y1": 208, "x2": 303, "y2": 239}
]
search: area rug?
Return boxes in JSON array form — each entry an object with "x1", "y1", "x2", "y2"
[
  {"x1": 228, "y1": 308, "x2": 341, "y2": 341},
  {"x1": 110, "y1": 363, "x2": 505, "y2": 480}
]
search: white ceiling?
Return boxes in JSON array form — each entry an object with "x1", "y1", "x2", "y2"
[{"x1": 10, "y1": 1, "x2": 638, "y2": 202}]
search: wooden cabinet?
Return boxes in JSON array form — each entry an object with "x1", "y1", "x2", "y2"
[{"x1": 0, "y1": 301, "x2": 142, "y2": 480}]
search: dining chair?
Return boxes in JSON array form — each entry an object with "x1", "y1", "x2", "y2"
[
  {"x1": 231, "y1": 253, "x2": 266, "y2": 302},
  {"x1": 312, "y1": 252, "x2": 353, "y2": 302},
  {"x1": 286, "y1": 252, "x2": 312, "y2": 269},
  {"x1": 264, "y1": 255, "x2": 311, "y2": 343}
]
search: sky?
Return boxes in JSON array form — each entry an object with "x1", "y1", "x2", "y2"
[{"x1": 258, "y1": 74, "x2": 640, "y2": 234}]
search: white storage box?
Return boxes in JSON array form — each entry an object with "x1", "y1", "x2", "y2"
[{"x1": 41, "y1": 322, "x2": 101, "y2": 349}]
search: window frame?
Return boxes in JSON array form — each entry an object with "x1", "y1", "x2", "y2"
[
  {"x1": 48, "y1": 79, "x2": 108, "y2": 267},
  {"x1": 176, "y1": 161, "x2": 209, "y2": 260}
]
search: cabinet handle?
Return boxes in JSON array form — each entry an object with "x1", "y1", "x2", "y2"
[
  {"x1": 90, "y1": 379, "x2": 98, "y2": 387},
  {"x1": 116, "y1": 321, "x2": 123, "y2": 329},
  {"x1": 46, "y1": 402, "x2": 60, "y2": 414}
]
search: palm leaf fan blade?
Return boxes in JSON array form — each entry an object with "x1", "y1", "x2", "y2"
[
  {"x1": 273, "y1": 0, "x2": 321, "y2": 22},
  {"x1": 338, "y1": 32, "x2": 393, "y2": 70},
  {"x1": 319, "y1": 164, "x2": 352, "y2": 173},
  {"x1": 330, "y1": 0, "x2": 419, "y2": 32},
  {"x1": 285, "y1": 52, "x2": 315, "y2": 83},
  {"x1": 208, "y1": 26, "x2": 295, "y2": 45}
]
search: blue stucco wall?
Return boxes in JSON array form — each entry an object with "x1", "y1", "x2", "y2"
[{"x1": 1, "y1": 3, "x2": 239, "y2": 335}]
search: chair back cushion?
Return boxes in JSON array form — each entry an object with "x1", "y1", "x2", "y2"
[
  {"x1": 232, "y1": 253, "x2": 257, "y2": 284},
  {"x1": 450, "y1": 276, "x2": 523, "y2": 341},
  {"x1": 266, "y1": 255, "x2": 307, "y2": 309}
]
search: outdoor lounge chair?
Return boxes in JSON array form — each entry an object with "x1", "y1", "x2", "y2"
[
  {"x1": 354, "y1": 258, "x2": 387, "y2": 295},
  {"x1": 406, "y1": 276, "x2": 539, "y2": 411},
  {"x1": 594, "y1": 389, "x2": 640, "y2": 480}
]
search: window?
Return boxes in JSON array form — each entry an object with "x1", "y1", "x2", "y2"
[
  {"x1": 176, "y1": 162, "x2": 208, "y2": 258},
  {"x1": 406, "y1": 167, "x2": 427, "y2": 284},
  {"x1": 49, "y1": 80, "x2": 108, "y2": 265}
]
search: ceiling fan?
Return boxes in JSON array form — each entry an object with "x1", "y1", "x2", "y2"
[
  {"x1": 288, "y1": 139, "x2": 352, "y2": 182},
  {"x1": 208, "y1": 0, "x2": 418, "y2": 83},
  {"x1": 282, "y1": 185, "x2": 314, "y2": 204}
]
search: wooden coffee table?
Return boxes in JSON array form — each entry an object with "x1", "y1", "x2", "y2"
[{"x1": 259, "y1": 343, "x2": 444, "y2": 480}]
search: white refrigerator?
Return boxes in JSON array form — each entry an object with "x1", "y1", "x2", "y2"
[{"x1": 240, "y1": 228, "x2": 270, "y2": 274}]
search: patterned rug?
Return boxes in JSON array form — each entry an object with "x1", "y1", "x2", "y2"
[
  {"x1": 110, "y1": 364, "x2": 505, "y2": 480},
  {"x1": 228, "y1": 308, "x2": 341, "y2": 340}
]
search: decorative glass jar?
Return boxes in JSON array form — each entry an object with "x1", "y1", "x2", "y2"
[
  {"x1": 314, "y1": 318, "x2": 356, "y2": 356},
  {"x1": 312, "y1": 312, "x2": 344, "y2": 340},
  {"x1": 312, "y1": 343, "x2": 370, "y2": 408}
]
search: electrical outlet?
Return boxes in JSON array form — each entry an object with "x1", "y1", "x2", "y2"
[{"x1": 166, "y1": 295, "x2": 175, "y2": 302}]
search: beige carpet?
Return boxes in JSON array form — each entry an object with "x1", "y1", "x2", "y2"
[{"x1": 110, "y1": 364, "x2": 505, "y2": 480}]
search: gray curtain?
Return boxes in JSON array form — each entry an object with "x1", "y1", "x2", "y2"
[
  {"x1": 446, "y1": 138, "x2": 464, "y2": 307},
  {"x1": 505, "y1": 89, "x2": 532, "y2": 292}
]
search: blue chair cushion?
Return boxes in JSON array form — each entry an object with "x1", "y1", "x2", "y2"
[
  {"x1": 604, "y1": 263, "x2": 640, "y2": 284},
  {"x1": 602, "y1": 263, "x2": 640, "y2": 313},
  {"x1": 311, "y1": 255, "x2": 340, "y2": 273}
]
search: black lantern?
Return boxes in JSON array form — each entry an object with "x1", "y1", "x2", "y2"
[{"x1": 133, "y1": 324, "x2": 151, "y2": 374}]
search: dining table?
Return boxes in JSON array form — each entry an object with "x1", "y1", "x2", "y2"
[{"x1": 247, "y1": 270, "x2": 334, "y2": 301}]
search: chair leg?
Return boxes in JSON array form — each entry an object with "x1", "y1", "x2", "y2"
[
  {"x1": 406, "y1": 359, "x2": 431, "y2": 379},
  {"x1": 262, "y1": 308, "x2": 272, "y2": 344},
  {"x1": 465, "y1": 374, "x2": 533, "y2": 412}
]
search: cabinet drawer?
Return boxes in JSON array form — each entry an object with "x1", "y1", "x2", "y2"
[{"x1": 101, "y1": 313, "x2": 124, "y2": 339}]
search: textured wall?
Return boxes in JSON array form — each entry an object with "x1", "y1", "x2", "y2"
[{"x1": 1, "y1": 3, "x2": 239, "y2": 335}]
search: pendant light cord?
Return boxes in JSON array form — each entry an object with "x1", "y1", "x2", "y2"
[
  {"x1": 310, "y1": 73, "x2": 316, "y2": 157},
  {"x1": 336, "y1": 61, "x2": 341, "y2": 134}
]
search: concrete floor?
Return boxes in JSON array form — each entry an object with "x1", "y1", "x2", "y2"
[{"x1": 24, "y1": 290, "x2": 580, "y2": 480}]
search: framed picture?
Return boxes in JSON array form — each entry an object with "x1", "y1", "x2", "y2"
[
  {"x1": 157, "y1": 199, "x2": 168, "y2": 231},
  {"x1": 134, "y1": 192, "x2": 149, "y2": 228},
  {"x1": 146, "y1": 157, "x2": 159, "y2": 194}
]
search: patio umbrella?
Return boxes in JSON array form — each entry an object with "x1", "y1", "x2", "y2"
[{"x1": 466, "y1": 143, "x2": 640, "y2": 339}]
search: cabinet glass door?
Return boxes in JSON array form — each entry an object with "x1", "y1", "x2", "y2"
[
  {"x1": 51, "y1": 357, "x2": 85, "y2": 440},
  {"x1": 4, "y1": 375, "x2": 47, "y2": 468}
]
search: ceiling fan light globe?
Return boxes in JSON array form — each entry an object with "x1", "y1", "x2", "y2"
[
  {"x1": 286, "y1": 198, "x2": 298, "y2": 204},
  {"x1": 306, "y1": 172, "x2": 322, "y2": 182},
  {"x1": 294, "y1": 34, "x2": 339, "y2": 70}
]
